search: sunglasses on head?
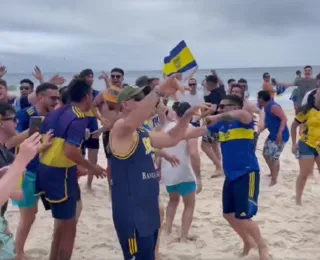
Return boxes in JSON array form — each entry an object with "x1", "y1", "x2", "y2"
[
  {"x1": 111, "y1": 74, "x2": 121, "y2": 79},
  {"x1": 20, "y1": 86, "x2": 30, "y2": 91},
  {"x1": 1, "y1": 116, "x2": 17, "y2": 122},
  {"x1": 218, "y1": 104, "x2": 235, "y2": 109}
]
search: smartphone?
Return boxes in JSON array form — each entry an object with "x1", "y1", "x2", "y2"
[{"x1": 28, "y1": 116, "x2": 43, "y2": 136}]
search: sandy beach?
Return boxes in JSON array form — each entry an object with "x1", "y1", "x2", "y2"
[{"x1": 6, "y1": 109, "x2": 320, "y2": 260}]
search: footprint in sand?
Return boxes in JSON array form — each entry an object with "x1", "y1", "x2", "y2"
[{"x1": 25, "y1": 248, "x2": 48, "y2": 259}]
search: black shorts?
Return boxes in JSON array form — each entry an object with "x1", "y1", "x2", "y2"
[
  {"x1": 222, "y1": 171, "x2": 260, "y2": 219},
  {"x1": 81, "y1": 136, "x2": 100, "y2": 156}
]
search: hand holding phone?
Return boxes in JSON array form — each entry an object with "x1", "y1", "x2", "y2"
[{"x1": 28, "y1": 116, "x2": 44, "y2": 137}]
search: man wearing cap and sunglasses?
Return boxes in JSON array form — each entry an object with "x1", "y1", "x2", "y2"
[
  {"x1": 108, "y1": 76, "x2": 206, "y2": 260},
  {"x1": 183, "y1": 95, "x2": 269, "y2": 260}
]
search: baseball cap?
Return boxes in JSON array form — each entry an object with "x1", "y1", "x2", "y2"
[
  {"x1": 102, "y1": 85, "x2": 123, "y2": 103},
  {"x1": 172, "y1": 101, "x2": 191, "y2": 117},
  {"x1": 117, "y1": 85, "x2": 146, "y2": 104}
]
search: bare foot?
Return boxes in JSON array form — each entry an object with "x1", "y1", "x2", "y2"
[
  {"x1": 269, "y1": 179, "x2": 277, "y2": 186},
  {"x1": 240, "y1": 241, "x2": 256, "y2": 257},
  {"x1": 259, "y1": 246, "x2": 270, "y2": 260},
  {"x1": 211, "y1": 169, "x2": 223, "y2": 178},
  {"x1": 180, "y1": 235, "x2": 198, "y2": 243},
  {"x1": 295, "y1": 199, "x2": 302, "y2": 206},
  {"x1": 86, "y1": 183, "x2": 93, "y2": 191}
]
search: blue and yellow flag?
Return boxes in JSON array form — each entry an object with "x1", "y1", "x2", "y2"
[{"x1": 163, "y1": 41, "x2": 198, "y2": 77}]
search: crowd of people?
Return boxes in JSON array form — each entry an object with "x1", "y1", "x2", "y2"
[{"x1": 0, "y1": 64, "x2": 319, "y2": 260}]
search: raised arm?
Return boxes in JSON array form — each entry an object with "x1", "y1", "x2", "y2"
[
  {"x1": 114, "y1": 76, "x2": 182, "y2": 137},
  {"x1": 0, "y1": 133, "x2": 42, "y2": 207},
  {"x1": 148, "y1": 105, "x2": 205, "y2": 148}
]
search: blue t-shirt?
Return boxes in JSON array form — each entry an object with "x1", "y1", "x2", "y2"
[
  {"x1": 16, "y1": 106, "x2": 39, "y2": 172},
  {"x1": 208, "y1": 120, "x2": 260, "y2": 181},
  {"x1": 13, "y1": 96, "x2": 31, "y2": 112},
  {"x1": 264, "y1": 101, "x2": 289, "y2": 142}
]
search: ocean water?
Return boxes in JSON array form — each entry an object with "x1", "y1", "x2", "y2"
[{"x1": 5, "y1": 66, "x2": 320, "y2": 109}]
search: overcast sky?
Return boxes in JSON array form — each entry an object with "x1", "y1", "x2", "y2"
[{"x1": 0, "y1": 0, "x2": 319, "y2": 72}]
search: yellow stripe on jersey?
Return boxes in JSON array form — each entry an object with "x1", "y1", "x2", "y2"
[
  {"x1": 40, "y1": 138, "x2": 77, "y2": 168},
  {"x1": 109, "y1": 131, "x2": 139, "y2": 159},
  {"x1": 219, "y1": 128, "x2": 254, "y2": 142}
]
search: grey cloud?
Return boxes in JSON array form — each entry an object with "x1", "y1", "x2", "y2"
[{"x1": 0, "y1": 0, "x2": 319, "y2": 71}]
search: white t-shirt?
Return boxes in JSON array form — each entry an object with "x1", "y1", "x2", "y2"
[
  {"x1": 161, "y1": 122, "x2": 196, "y2": 186},
  {"x1": 180, "y1": 91, "x2": 203, "y2": 107}
]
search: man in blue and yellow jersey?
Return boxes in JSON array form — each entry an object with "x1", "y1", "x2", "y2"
[
  {"x1": 109, "y1": 75, "x2": 204, "y2": 260},
  {"x1": 184, "y1": 95, "x2": 269, "y2": 260},
  {"x1": 13, "y1": 82, "x2": 60, "y2": 260},
  {"x1": 78, "y1": 69, "x2": 101, "y2": 190},
  {"x1": 36, "y1": 78, "x2": 107, "y2": 260}
]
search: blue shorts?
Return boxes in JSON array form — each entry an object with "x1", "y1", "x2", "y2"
[
  {"x1": 166, "y1": 181, "x2": 196, "y2": 196},
  {"x1": 36, "y1": 165, "x2": 81, "y2": 220},
  {"x1": 222, "y1": 171, "x2": 260, "y2": 219},
  {"x1": 297, "y1": 141, "x2": 319, "y2": 159},
  {"x1": 116, "y1": 229, "x2": 158, "y2": 260},
  {"x1": 12, "y1": 171, "x2": 38, "y2": 208}
]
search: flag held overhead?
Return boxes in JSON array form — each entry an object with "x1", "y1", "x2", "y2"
[{"x1": 163, "y1": 40, "x2": 198, "y2": 77}]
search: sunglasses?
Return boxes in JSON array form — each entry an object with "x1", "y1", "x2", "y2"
[
  {"x1": 20, "y1": 87, "x2": 30, "y2": 91},
  {"x1": 218, "y1": 104, "x2": 236, "y2": 109},
  {"x1": 188, "y1": 83, "x2": 196, "y2": 87},
  {"x1": 264, "y1": 75, "x2": 270, "y2": 78},
  {"x1": 1, "y1": 116, "x2": 17, "y2": 122},
  {"x1": 111, "y1": 74, "x2": 121, "y2": 79}
]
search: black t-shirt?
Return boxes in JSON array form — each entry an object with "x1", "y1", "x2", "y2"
[
  {"x1": 0, "y1": 146, "x2": 15, "y2": 217},
  {"x1": 204, "y1": 88, "x2": 226, "y2": 105}
]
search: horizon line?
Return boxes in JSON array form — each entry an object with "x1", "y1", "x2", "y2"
[{"x1": 7, "y1": 64, "x2": 320, "y2": 74}]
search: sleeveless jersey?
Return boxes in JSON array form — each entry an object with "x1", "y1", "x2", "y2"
[{"x1": 109, "y1": 127, "x2": 160, "y2": 237}]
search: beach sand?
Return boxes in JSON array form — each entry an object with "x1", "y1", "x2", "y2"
[{"x1": 5, "y1": 109, "x2": 320, "y2": 260}]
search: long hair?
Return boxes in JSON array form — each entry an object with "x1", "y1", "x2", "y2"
[{"x1": 297, "y1": 89, "x2": 317, "y2": 114}]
